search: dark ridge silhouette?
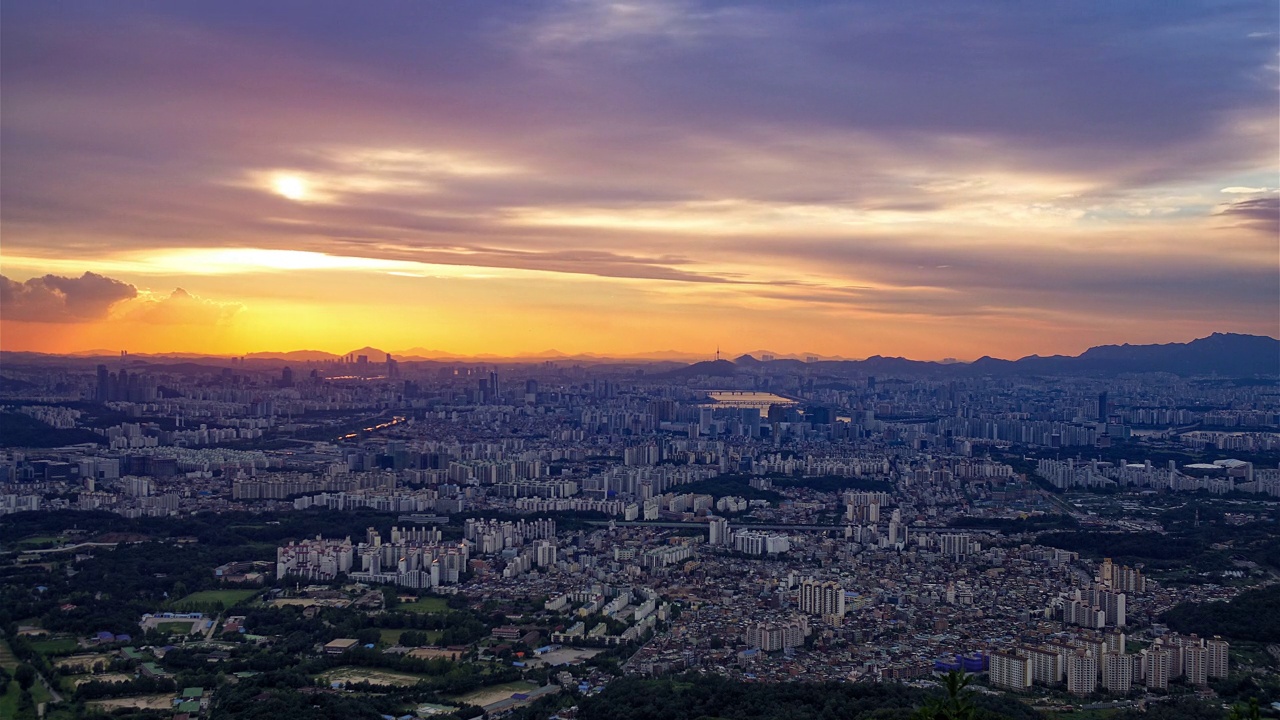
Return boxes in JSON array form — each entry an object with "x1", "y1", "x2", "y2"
[
  {"x1": 728, "y1": 333, "x2": 1278, "y2": 378},
  {"x1": 656, "y1": 359, "x2": 741, "y2": 378}
]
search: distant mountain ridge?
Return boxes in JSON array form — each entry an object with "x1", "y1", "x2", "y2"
[
  {"x1": 725, "y1": 333, "x2": 1279, "y2": 378},
  {"x1": 1, "y1": 333, "x2": 1275, "y2": 376},
  {"x1": 956, "y1": 333, "x2": 1279, "y2": 377}
]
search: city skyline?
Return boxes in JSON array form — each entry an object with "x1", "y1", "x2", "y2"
[{"x1": 2, "y1": 2, "x2": 1278, "y2": 360}]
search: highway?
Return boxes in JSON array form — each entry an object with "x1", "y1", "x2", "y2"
[{"x1": 587, "y1": 520, "x2": 1001, "y2": 535}]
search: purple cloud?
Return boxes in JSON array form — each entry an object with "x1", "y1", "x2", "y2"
[{"x1": 0, "y1": 272, "x2": 137, "y2": 322}]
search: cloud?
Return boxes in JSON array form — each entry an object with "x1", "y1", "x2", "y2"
[
  {"x1": 0, "y1": 272, "x2": 137, "y2": 322},
  {"x1": 723, "y1": 230, "x2": 1279, "y2": 326},
  {"x1": 0, "y1": 3, "x2": 1275, "y2": 353},
  {"x1": 123, "y1": 288, "x2": 242, "y2": 325},
  {"x1": 0, "y1": 272, "x2": 241, "y2": 326},
  {"x1": 1215, "y1": 195, "x2": 1280, "y2": 233}
]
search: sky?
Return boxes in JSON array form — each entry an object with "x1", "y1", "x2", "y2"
[{"x1": 1, "y1": 1, "x2": 1277, "y2": 361}]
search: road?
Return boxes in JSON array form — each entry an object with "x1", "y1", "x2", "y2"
[
  {"x1": 204, "y1": 614, "x2": 222, "y2": 641},
  {"x1": 587, "y1": 520, "x2": 1001, "y2": 535},
  {"x1": 16, "y1": 541, "x2": 120, "y2": 555}
]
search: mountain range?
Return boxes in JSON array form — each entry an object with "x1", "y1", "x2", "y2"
[
  {"x1": 3, "y1": 333, "x2": 1276, "y2": 377},
  {"x1": 662, "y1": 333, "x2": 1279, "y2": 378}
]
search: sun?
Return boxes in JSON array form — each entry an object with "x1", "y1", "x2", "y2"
[{"x1": 271, "y1": 173, "x2": 309, "y2": 201}]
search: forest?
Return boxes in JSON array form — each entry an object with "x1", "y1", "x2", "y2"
[
  {"x1": 1162, "y1": 584, "x2": 1280, "y2": 643},
  {"x1": 0, "y1": 412, "x2": 104, "y2": 448},
  {"x1": 573, "y1": 673, "x2": 1043, "y2": 720}
]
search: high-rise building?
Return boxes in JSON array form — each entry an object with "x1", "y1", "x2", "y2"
[
  {"x1": 1103, "y1": 630, "x2": 1126, "y2": 654},
  {"x1": 647, "y1": 399, "x2": 675, "y2": 422},
  {"x1": 1183, "y1": 644, "x2": 1208, "y2": 686},
  {"x1": 1144, "y1": 648, "x2": 1171, "y2": 691},
  {"x1": 1206, "y1": 636, "x2": 1229, "y2": 679},
  {"x1": 745, "y1": 617, "x2": 808, "y2": 652},
  {"x1": 1102, "y1": 652, "x2": 1132, "y2": 694},
  {"x1": 1101, "y1": 590, "x2": 1126, "y2": 627},
  {"x1": 990, "y1": 651, "x2": 1032, "y2": 691},
  {"x1": 708, "y1": 516, "x2": 730, "y2": 546},
  {"x1": 1025, "y1": 645, "x2": 1063, "y2": 685},
  {"x1": 533, "y1": 540, "x2": 557, "y2": 567},
  {"x1": 798, "y1": 578, "x2": 845, "y2": 621},
  {"x1": 96, "y1": 364, "x2": 110, "y2": 402},
  {"x1": 1098, "y1": 391, "x2": 1108, "y2": 422},
  {"x1": 1115, "y1": 564, "x2": 1146, "y2": 594},
  {"x1": 699, "y1": 407, "x2": 715, "y2": 435},
  {"x1": 1099, "y1": 558, "x2": 1146, "y2": 594},
  {"x1": 1098, "y1": 557, "x2": 1114, "y2": 586},
  {"x1": 1066, "y1": 650, "x2": 1098, "y2": 696}
]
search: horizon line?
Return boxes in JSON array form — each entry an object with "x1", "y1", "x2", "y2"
[{"x1": 0, "y1": 331, "x2": 1273, "y2": 367}]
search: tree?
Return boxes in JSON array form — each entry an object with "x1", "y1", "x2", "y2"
[
  {"x1": 1229, "y1": 698, "x2": 1261, "y2": 720},
  {"x1": 914, "y1": 671, "x2": 977, "y2": 720},
  {"x1": 14, "y1": 663, "x2": 37, "y2": 692},
  {"x1": 15, "y1": 690, "x2": 38, "y2": 720}
]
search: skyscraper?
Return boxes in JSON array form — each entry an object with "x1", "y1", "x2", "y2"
[
  {"x1": 798, "y1": 578, "x2": 845, "y2": 621},
  {"x1": 96, "y1": 364, "x2": 109, "y2": 402},
  {"x1": 1206, "y1": 637, "x2": 1229, "y2": 679}
]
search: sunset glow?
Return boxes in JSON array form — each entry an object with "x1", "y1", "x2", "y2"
[
  {"x1": 2, "y1": 2, "x2": 1276, "y2": 360},
  {"x1": 271, "y1": 174, "x2": 310, "y2": 201}
]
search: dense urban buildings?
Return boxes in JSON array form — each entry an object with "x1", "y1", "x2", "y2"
[{"x1": 0, "y1": 340, "x2": 1276, "y2": 718}]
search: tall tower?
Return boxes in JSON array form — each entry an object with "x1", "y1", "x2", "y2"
[{"x1": 96, "y1": 364, "x2": 110, "y2": 402}]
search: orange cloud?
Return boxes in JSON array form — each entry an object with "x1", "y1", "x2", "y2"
[{"x1": 122, "y1": 288, "x2": 242, "y2": 325}]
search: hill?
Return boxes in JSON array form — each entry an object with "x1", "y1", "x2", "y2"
[
  {"x1": 656, "y1": 359, "x2": 740, "y2": 379},
  {"x1": 711, "y1": 333, "x2": 1278, "y2": 378},
  {"x1": 1162, "y1": 583, "x2": 1280, "y2": 643},
  {"x1": 0, "y1": 413, "x2": 104, "y2": 448}
]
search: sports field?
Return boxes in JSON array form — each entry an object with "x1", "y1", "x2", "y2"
[
  {"x1": 177, "y1": 589, "x2": 258, "y2": 608},
  {"x1": 400, "y1": 596, "x2": 448, "y2": 614},
  {"x1": 155, "y1": 620, "x2": 201, "y2": 635},
  {"x1": 86, "y1": 694, "x2": 175, "y2": 711},
  {"x1": 30, "y1": 637, "x2": 79, "y2": 655},
  {"x1": 319, "y1": 666, "x2": 428, "y2": 687},
  {"x1": 448, "y1": 680, "x2": 539, "y2": 707},
  {"x1": 0, "y1": 639, "x2": 18, "y2": 670},
  {"x1": 380, "y1": 629, "x2": 443, "y2": 645},
  {"x1": 55, "y1": 654, "x2": 112, "y2": 672}
]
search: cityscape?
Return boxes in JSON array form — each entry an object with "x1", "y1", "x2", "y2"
[
  {"x1": 2, "y1": 2, "x2": 1278, "y2": 720},
  {"x1": 0, "y1": 335, "x2": 1277, "y2": 719}
]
